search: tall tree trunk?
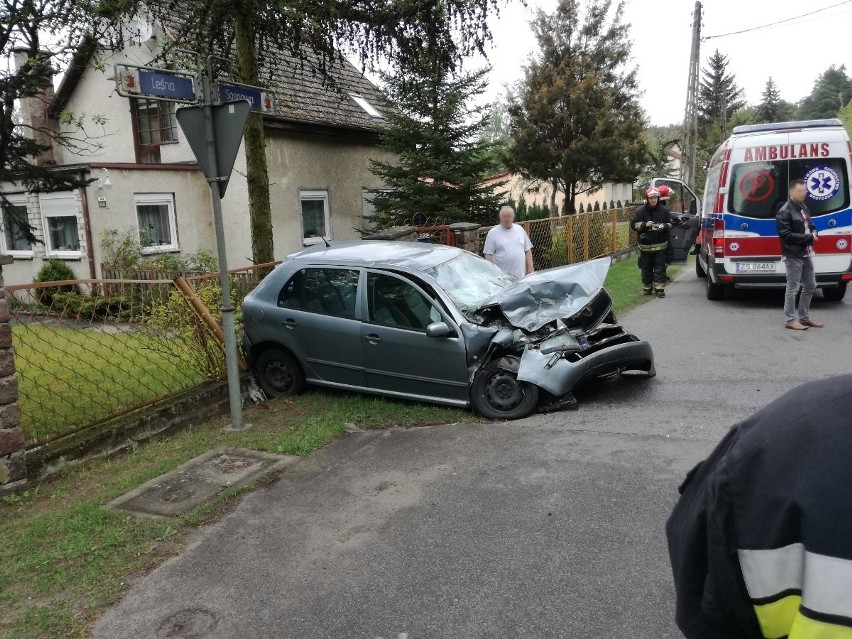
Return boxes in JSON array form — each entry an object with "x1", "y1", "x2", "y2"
[{"x1": 235, "y1": 12, "x2": 274, "y2": 265}]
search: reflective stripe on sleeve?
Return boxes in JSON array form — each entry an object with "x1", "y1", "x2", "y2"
[
  {"x1": 739, "y1": 545, "x2": 852, "y2": 637},
  {"x1": 739, "y1": 544, "x2": 805, "y2": 600},
  {"x1": 790, "y1": 612, "x2": 852, "y2": 639},
  {"x1": 753, "y1": 594, "x2": 801, "y2": 639}
]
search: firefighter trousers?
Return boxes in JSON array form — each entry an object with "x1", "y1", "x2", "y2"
[{"x1": 639, "y1": 250, "x2": 667, "y2": 291}]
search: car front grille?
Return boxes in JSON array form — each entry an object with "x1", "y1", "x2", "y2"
[{"x1": 564, "y1": 289, "x2": 613, "y2": 332}]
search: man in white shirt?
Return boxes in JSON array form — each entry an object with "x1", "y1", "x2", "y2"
[{"x1": 483, "y1": 206, "x2": 534, "y2": 279}]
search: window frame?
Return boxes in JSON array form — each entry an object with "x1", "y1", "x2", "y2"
[
  {"x1": 299, "y1": 189, "x2": 332, "y2": 246},
  {"x1": 131, "y1": 99, "x2": 179, "y2": 164},
  {"x1": 0, "y1": 194, "x2": 34, "y2": 258},
  {"x1": 134, "y1": 193, "x2": 179, "y2": 254},
  {"x1": 365, "y1": 270, "x2": 445, "y2": 333},
  {"x1": 38, "y1": 191, "x2": 82, "y2": 259},
  {"x1": 276, "y1": 266, "x2": 361, "y2": 320}
]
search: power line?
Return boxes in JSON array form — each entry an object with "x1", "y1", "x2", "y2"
[{"x1": 703, "y1": 0, "x2": 852, "y2": 40}]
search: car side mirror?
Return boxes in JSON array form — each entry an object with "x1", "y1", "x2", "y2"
[{"x1": 426, "y1": 322, "x2": 452, "y2": 338}]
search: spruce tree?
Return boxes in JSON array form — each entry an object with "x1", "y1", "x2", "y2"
[
  {"x1": 698, "y1": 50, "x2": 745, "y2": 144},
  {"x1": 369, "y1": 62, "x2": 505, "y2": 228}
]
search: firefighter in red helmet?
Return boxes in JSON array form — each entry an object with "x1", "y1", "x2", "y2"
[{"x1": 631, "y1": 187, "x2": 677, "y2": 297}]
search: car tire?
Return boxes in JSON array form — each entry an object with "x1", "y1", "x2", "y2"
[
  {"x1": 706, "y1": 272, "x2": 725, "y2": 300},
  {"x1": 471, "y1": 361, "x2": 540, "y2": 420},
  {"x1": 823, "y1": 283, "x2": 847, "y2": 302},
  {"x1": 254, "y1": 348, "x2": 306, "y2": 398},
  {"x1": 695, "y1": 254, "x2": 707, "y2": 278}
]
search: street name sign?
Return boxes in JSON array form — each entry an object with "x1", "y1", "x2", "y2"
[
  {"x1": 114, "y1": 64, "x2": 198, "y2": 103},
  {"x1": 215, "y1": 80, "x2": 276, "y2": 113}
]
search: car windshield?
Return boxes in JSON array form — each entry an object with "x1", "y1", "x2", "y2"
[{"x1": 425, "y1": 252, "x2": 515, "y2": 314}]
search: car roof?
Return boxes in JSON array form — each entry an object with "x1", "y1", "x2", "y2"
[{"x1": 283, "y1": 241, "x2": 465, "y2": 272}]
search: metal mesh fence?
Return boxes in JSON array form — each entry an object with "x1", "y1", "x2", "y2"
[
  {"x1": 479, "y1": 207, "x2": 638, "y2": 270},
  {"x1": 6, "y1": 263, "x2": 280, "y2": 446}
]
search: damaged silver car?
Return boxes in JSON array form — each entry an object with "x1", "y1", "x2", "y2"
[{"x1": 242, "y1": 241, "x2": 655, "y2": 420}]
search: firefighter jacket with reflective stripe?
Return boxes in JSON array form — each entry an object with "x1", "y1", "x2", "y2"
[
  {"x1": 631, "y1": 204, "x2": 675, "y2": 252},
  {"x1": 667, "y1": 374, "x2": 852, "y2": 639}
]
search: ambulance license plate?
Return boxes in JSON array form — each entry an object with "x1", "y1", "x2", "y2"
[{"x1": 735, "y1": 262, "x2": 776, "y2": 273}]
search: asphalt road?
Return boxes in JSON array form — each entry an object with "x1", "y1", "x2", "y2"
[{"x1": 95, "y1": 268, "x2": 850, "y2": 639}]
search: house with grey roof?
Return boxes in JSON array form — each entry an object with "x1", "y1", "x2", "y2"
[{"x1": 0, "y1": 25, "x2": 393, "y2": 285}]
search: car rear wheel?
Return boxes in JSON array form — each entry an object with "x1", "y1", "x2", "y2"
[
  {"x1": 823, "y1": 283, "x2": 847, "y2": 302},
  {"x1": 471, "y1": 361, "x2": 540, "y2": 420},
  {"x1": 706, "y1": 272, "x2": 725, "y2": 300},
  {"x1": 254, "y1": 348, "x2": 306, "y2": 398},
  {"x1": 695, "y1": 254, "x2": 707, "y2": 278}
]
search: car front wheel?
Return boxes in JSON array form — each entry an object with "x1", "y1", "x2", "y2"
[
  {"x1": 254, "y1": 347, "x2": 306, "y2": 398},
  {"x1": 471, "y1": 361, "x2": 540, "y2": 420}
]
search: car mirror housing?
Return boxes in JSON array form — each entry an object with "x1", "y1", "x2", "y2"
[{"x1": 426, "y1": 322, "x2": 452, "y2": 338}]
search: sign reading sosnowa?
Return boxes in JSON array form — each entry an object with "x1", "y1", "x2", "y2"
[
  {"x1": 114, "y1": 64, "x2": 198, "y2": 103},
  {"x1": 215, "y1": 81, "x2": 276, "y2": 113}
]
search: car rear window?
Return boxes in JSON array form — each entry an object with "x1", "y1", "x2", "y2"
[
  {"x1": 277, "y1": 268, "x2": 359, "y2": 318},
  {"x1": 728, "y1": 158, "x2": 849, "y2": 218}
]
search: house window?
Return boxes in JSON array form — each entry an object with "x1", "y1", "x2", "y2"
[
  {"x1": 300, "y1": 190, "x2": 331, "y2": 245},
  {"x1": 132, "y1": 99, "x2": 178, "y2": 164},
  {"x1": 361, "y1": 188, "x2": 391, "y2": 232},
  {"x1": 135, "y1": 193, "x2": 178, "y2": 252},
  {"x1": 348, "y1": 93, "x2": 383, "y2": 119},
  {"x1": 38, "y1": 192, "x2": 81, "y2": 257},
  {"x1": 1, "y1": 195, "x2": 33, "y2": 256}
]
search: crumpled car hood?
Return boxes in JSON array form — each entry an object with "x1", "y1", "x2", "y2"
[{"x1": 477, "y1": 258, "x2": 611, "y2": 332}]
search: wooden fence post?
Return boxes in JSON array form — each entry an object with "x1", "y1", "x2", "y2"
[
  {"x1": 612, "y1": 209, "x2": 618, "y2": 253},
  {"x1": 567, "y1": 215, "x2": 574, "y2": 264},
  {"x1": 583, "y1": 214, "x2": 590, "y2": 261}
]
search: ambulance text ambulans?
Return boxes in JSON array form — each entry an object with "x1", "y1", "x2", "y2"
[{"x1": 694, "y1": 119, "x2": 852, "y2": 301}]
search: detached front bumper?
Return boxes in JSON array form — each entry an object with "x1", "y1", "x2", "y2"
[{"x1": 517, "y1": 336, "x2": 655, "y2": 397}]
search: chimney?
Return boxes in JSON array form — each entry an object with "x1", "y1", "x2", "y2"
[{"x1": 13, "y1": 48, "x2": 57, "y2": 166}]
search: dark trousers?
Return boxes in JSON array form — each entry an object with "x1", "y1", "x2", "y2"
[{"x1": 639, "y1": 250, "x2": 667, "y2": 290}]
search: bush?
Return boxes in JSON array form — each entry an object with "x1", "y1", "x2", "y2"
[
  {"x1": 610, "y1": 200, "x2": 616, "y2": 209},
  {"x1": 34, "y1": 259, "x2": 79, "y2": 306},
  {"x1": 50, "y1": 292, "x2": 129, "y2": 320},
  {"x1": 101, "y1": 228, "x2": 143, "y2": 272},
  {"x1": 578, "y1": 203, "x2": 585, "y2": 213},
  {"x1": 593, "y1": 201, "x2": 601, "y2": 211},
  {"x1": 616, "y1": 199, "x2": 623, "y2": 208}
]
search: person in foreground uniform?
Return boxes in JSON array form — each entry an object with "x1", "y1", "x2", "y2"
[
  {"x1": 776, "y1": 178, "x2": 824, "y2": 331},
  {"x1": 667, "y1": 374, "x2": 852, "y2": 639},
  {"x1": 631, "y1": 187, "x2": 676, "y2": 297}
]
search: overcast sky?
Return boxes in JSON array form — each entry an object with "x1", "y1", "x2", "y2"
[{"x1": 481, "y1": 0, "x2": 852, "y2": 125}]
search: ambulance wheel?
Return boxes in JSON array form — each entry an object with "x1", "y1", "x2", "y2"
[
  {"x1": 695, "y1": 255, "x2": 707, "y2": 278},
  {"x1": 823, "y1": 283, "x2": 847, "y2": 302},
  {"x1": 706, "y1": 274, "x2": 725, "y2": 300}
]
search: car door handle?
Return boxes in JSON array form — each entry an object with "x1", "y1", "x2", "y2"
[
  {"x1": 281, "y1": 318, "x2": 298, "y2": 329},
  {"x1": 364, "y1": 333, "x2": 383, "y2": 344}
]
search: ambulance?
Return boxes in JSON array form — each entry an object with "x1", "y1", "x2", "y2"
[{"x1": 652, "y1": 118, "x2": 852, "y2": 301}]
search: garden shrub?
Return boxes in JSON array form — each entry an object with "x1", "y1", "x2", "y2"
[{"x1": 34, "y1": 259, "x2": 79, "y2": 306}]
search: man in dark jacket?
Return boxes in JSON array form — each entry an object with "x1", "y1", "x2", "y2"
[
  {"x1": 667, "y1": 375, "x2": 852, "y2": 639},
  {"x1": 776, "y1": 179, "x2": 823, "y2": 330},
  {"x1": 632, "y1": 187, "x2": 676, "y2": 297}
]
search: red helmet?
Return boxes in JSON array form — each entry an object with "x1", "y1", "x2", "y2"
[
  {"x1": 645, "y1": 187, "x2": 661, "y2": 199},
  {"x1": 656, "y1": 185, "x2": 672, "y2": 199}
]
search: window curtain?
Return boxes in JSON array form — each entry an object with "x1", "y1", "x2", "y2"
[
  {"x1": 137, "y1": 204, "x2": 171, "y2": 246},
  {"x1": 301, "y1": 199, "x2": 326, "y2": 238}
]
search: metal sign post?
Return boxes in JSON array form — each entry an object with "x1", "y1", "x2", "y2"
[
  {"x1": 176, "y1": 84, "x2": 251, "y2": 431},
  {"x1": 115, "y1": 55, "x2": 265, "y2": 431}
]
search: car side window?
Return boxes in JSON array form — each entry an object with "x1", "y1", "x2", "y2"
[
  {"x1": 277, "y1": 268, "x2": 359, "y2": 319},
  {"x1": 368, "y1": 273, "x2": 441, "y2": 330}
]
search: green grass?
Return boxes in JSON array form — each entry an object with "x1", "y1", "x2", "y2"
[
  {"x1": 0, "y1": 391, "x2": 465, "y2": 639},
  {"x1": 14, "y1": 325, "x2": 208, "y2": 443},
  {"x1": 605, "y1": 254, "x2": 689, "y2": 315}
]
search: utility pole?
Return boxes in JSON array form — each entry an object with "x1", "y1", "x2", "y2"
[{"x1": 681, "y1": 1, "x2": 702, "y2": 191}]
